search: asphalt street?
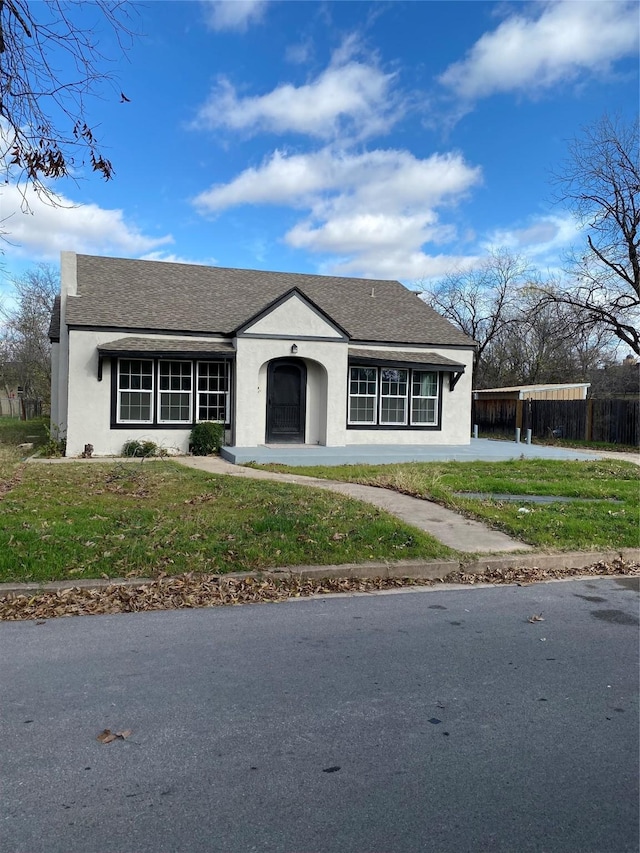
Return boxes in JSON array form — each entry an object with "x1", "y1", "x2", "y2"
[{"x1": 1, "y1": 577, "x2": 638, "y2": 853}]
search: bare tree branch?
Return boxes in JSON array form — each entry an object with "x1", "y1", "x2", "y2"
[
  {"x1": 0, "y1": 0, "x2": 138, "y2": 201},
  {"x1": 543, "y1": 115, "x2": 640, "y2": 354}
]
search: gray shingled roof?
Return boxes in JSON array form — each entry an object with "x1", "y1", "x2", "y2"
[{"x1": 64, "y1": 255, "x2": 474, "y2": 348}]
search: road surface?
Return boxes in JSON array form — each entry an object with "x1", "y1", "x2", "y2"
[{"x1": 2, "y1": 577, "x2": 638, "y2": 852}]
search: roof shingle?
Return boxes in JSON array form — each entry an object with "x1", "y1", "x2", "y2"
[{"x1": 64, "y1": 255, "x2": 474, "y2": 348}]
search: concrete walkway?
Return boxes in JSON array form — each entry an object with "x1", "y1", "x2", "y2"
[{"x1": 177, "y1": 456, "x2": 532, "y2": 554}]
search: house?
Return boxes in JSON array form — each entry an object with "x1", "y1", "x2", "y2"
[{"x1": 49, "y1": 253, "x2": 475, "y2": 458}]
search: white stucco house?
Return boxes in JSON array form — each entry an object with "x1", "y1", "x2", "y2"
[{"x1": 49, "y1": 253, "x2": 475, "y2": 459}]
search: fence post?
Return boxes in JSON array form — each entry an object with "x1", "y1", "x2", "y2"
[
  {"x1": 585, "y1": 399, "x2": 593, "y2": 442},
  {"x1": 516, "y1": 399, "x2": 523, "y2": 432}
]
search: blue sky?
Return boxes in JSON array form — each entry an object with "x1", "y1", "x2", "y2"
[{"x1": 1, "y1": 0, "x2": 638, "y2": 289}]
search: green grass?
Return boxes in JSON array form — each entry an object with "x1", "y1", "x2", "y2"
[
  {"x1": 0, "y1": 416, "x2": 48, "y2": 448},
  {"x1": 251, "y1": 459, "x2": 640, "y2": 550},
  {"x1": 0, "y1": 461, "x2": 452, "y2": 584}
]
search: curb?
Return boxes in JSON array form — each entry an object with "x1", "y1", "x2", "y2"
[{"x1": 1, "y1": 548, "x2": 637, "y2": 598}]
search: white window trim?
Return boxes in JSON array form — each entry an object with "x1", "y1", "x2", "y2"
[
  {"x1": 379, "y1": 367, "x2": 408, "y2": 426},
  {"x1": 348, "y1": 366, "x2": 378, "y2": 425},
  {"x1": 117, "y1": 358, "x2": 154, "y2": 424},
  {"x1": 196, "y1": 361, "x2": 230, "y2": 424},
  {"x1": 410, "y1": 370, "x2": 439, "y2": 426},
  {"x1": 157, "y1": 361, "x2": 193, "y2": 425}
]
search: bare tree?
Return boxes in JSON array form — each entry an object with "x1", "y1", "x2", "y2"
[
  {"x1": 542, "y1": 115, "x2": 640, "y2": 354},
  {"x1": 420, "y1": 250, "x2": 533, "y2": 386},
  {"x1": 0, "y1": 263, "x2": 59, "y2": 400},
  {"x1": 0, "y1": 1, "x2": 136, "y2": 196},
  {"x1": 482, "y1": 295, "x2": 614, "y2": 388}
]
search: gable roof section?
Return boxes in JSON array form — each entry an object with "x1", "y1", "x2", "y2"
[
  {"x1": 64, "y1": 254, "x2": 474, "y2": 348},
  {"x1": 236, "y1": 288, "x2": 348, "y2": 338}
]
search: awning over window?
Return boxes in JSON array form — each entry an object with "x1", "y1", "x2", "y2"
[
  {"x1": 97, "y1": 337, "x2": 235, "y2": 358},
  {"x1": 348, "y1": 348, "x2": 466, "y2": 390}
]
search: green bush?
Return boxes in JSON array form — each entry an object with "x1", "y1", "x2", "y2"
[
  {"x1": 122, "y1": 439, "x2": 163, "y2": 458},
  {"x1": 190, "y1": 421, "x2": 224, "y2": 456}
]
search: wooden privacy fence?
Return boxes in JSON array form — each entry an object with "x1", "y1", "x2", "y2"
[{"x1": 472, "y1": 398, "x2": 640, "y2": 446}]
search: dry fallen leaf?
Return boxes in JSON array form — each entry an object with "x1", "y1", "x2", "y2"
[
  {"x1": 0, "y1": 559, "x2": 636, "y2": 622},
  {"x1": 97, "y1": 729, "x2": 117, "y2": 744},
  {"x1": 528, "y1": 613, "x2": 545, "y2": 623},
  {"x1": 97, "y1": 728, "x2": 132, "y2": 743}
]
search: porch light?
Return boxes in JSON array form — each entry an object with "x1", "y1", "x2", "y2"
[{"x1": 291, "y1": 343, "x2": 298, "y2": 354}]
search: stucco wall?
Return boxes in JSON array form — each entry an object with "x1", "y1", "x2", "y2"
[
  {"x1": 243, "y1": 293, "x2": 344, "y2": 339},
  {"x1": 234, "y1": 337, "x2": 348, "y2": 447},
  {"x1": 64, "y1": 330, "x2": 226, "y2": 457}
]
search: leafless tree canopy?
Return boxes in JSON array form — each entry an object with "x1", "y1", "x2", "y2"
[
  {"x1": 420, "y1": 250, "x2": 615, "y2": 389},
  {"x1": 0, "y1": 263, "x2": 59, "y2": 399},
  {"x1": 0, "y1": 0, "x2": 136, "y2": 194},
  {"x1": 546, "y1": 115, "x2": 640, "y2": 355}
]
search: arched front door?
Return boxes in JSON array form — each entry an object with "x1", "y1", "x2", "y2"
[{"x1": 266, "y1": 360, "x2": 306, "y2": 443}]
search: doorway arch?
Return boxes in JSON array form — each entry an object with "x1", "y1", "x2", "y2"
[{"x1": 266, "y1": 359, "x2": 307, "y2": 443}]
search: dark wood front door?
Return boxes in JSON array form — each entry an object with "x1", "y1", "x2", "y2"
[{"x1": 266, "y1": 360, "x2": 306, "y2": 443}]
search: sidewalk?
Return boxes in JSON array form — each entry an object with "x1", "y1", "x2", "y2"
[{"x1": 177, "y1": 456, "x2": 532, "y2": 554}]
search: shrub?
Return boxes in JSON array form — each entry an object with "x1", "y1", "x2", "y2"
[
  {"x1": 190, "y1": 421, "x2": 224, "y2": 456},
  {"x1": 122, "y1": 439, "x2": 163, "y2": 458}
]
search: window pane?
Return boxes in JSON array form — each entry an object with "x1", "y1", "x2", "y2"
[
  {"x1": 411, "y1": 371, "x2": 438, "y2": 424},
  {"x1": 413, "y1": 371, "x2": 437, "y2": 397},
  {"x1": 197, "y1": 362, "x2": 228, "y2": 423},
  {"x1": 160, "y1": 392, "x2": 190, "y2": 422},
  {"x1": 412, "y1": 398, "x2": 436, "y2": 424},
  {"x1": 381, "y1": 397, "x2": 406, "y2": 424},
  {"x1": 120, "y1": 391, "x2": 151, "y2": 422},
  {"x1": 348, "y1": 367, "x2": 377, "y2": 424},
  {"x1": 349, "y1": 397, "x2": 375, "y2": 423}
]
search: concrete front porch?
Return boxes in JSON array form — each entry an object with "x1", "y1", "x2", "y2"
[{"x1": 219, "y1": 438, "x2": 617, "y2": 466}]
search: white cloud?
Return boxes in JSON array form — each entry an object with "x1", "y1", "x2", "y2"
[
  {"x1": 439, "y1": 0, "x2": 639, "y2": 100},
  {"x1": 483, "y1": 213, "x2": 580, "y2": 262},
  {"x1": 202, "y1": 0, "x2": 267, "y2": 32},
  {"x1": 285, "y1": 39, "x2": 313, "y2": 65},
  {"x1": 140, "y1": 251, "x2": 217, "y2": 266},
  {"x1": 194, "y1": 146, "x2": 482, "y2": 279},
  {"x1": 0, "y1": 184, "x2": 173, "y2": 260},
  {"x1": 328, "y1": 250, "x2": 482, "y2": 282},
  {"x1": 194, "y1": 43, "x2": 400, "y2": 141}
]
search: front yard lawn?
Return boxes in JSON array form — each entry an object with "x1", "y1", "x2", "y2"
[
  {"x1": 252, "y1": 459, "x2": 640, "y2": 551},
  {"x1": 0, "y1": 460, "x2": 452, "y2": 584}
]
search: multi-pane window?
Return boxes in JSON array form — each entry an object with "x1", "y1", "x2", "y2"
[
  {"x1": 158, "y1": 361, "x2": 192, "y2": 423},
  {"x1": 348, "y1": 367, "x2": 377, "y2": 424},
  {"x1": 380, "y1": 368, "x2": 408, "y2": 425},
  {"x1": 348, "y1": 365, "x2": 441, "y2": 428},
  {"x1": 118, "y1": 360, "x2": 153, "y2": 422},
  {"x1": 411, "y1": 371, "x2": 438, "y2": 425},
  {"x1": 197, "y1": 362, "x2": 229, "y2": 422}
]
